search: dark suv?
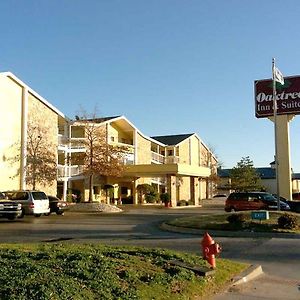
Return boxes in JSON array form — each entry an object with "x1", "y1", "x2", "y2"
[
  {"x1": 225, "y1": 192, "x2": 290, "y2": 212},
  {"x1": 0, "y1": 192, "x2": 22, "y2": 220}
]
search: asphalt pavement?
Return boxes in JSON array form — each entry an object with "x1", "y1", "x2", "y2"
[{"x1": 0, "y1": 198, "x2": 299, "y2": 299}]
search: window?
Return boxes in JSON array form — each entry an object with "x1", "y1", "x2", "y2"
[
  {"x1": 111, "y1": 136, "x2": 115, "y2": 142},
  {"x1": 32, "y1": 192, "x2": 47, "y2": 200},
  {"x1": 168, "y1": 150, "x2": 173, "y2": 156}
]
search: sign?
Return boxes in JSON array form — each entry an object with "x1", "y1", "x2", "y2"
[
  {"x1": 251, "y1": 210, "x2": 269, "y2": 220},
  {"x1": 254, "y1": 75, "x2": 300, "y2": 118}
]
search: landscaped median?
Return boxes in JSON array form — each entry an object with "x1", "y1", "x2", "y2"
[
  {"x1": 164, "y1": 211, "x2": 300, "y2": 235},
  {"x1": 0, "y1": 243, "x2": 248, "y2": 300}
]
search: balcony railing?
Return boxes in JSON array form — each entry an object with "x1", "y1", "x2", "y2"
[
  {"x1": 151, "y1": 177, "x2": 166, "y2": 185},
  {"x1": 124, "y1": 153, "x2": 134, "y2": 165},
  {"x1": 151, "y1": 152, "x2": 180, "y2": 164},
  {"x1": 57, "y1": 165, "x2": 84, "y2": 178},
  {"x1": 164, "y1": 156, "x2": 180, "y2": 164},
  {"x1": 151, "y1": 152, "x2": 165, "y2": 164}
]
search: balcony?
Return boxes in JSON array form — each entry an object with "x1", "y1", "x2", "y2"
[
  {"x1": 57, "y1": 165, "x2": 84, "y2": 178},
  {"x1": 164, "y1": 156, "x2": 180, "y2": 164},
  {"x1": 58, "y1": 135, "x2": 86, "y2": 152},
  {"x1": 124, "y1": 153, "x2": 134, "y2": 165},
  {"x1": 151, "y1": 152, "x2": 165, "y2": 164},
  {"x1": 151, "y1": 152, "x2": 180, "y2": 164},
  {"x1": 151, "y1": 177, "x2": 166, "y2": 185}
]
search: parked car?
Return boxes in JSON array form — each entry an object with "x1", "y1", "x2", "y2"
[
  {"x1": 46, "y1": 195, "x2": 68, "y2": 215},
  {"x1": 225, "y1": 192, "x2": 290, "y2": 212},
  {"x1": 213, "y1": 194, "x2": 227, "y2": 198},
  {"x1": 0, "y1": 192, "x2": 22, "y2": 220},
  {"x1": 3, "y1": 190, "x2": 50, "y2": 217},
  {"x1": 274, "y1": 194, "x2": 300, "y2": 213}
]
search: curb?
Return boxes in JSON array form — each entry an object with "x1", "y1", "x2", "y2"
[
  {"x1": 231, "y1": 264, "x2": 263, "y2": 286},
  {"x1": 160, "y1": 223, "x2": 300, "y2": 239}
]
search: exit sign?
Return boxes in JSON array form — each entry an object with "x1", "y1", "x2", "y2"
[{"x1": 251, "y1": 211, "x2": 269, "y2": 220}]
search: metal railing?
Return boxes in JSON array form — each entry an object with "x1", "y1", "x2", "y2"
[
  {"x1": 57, "y1": 165, "x2": 84, "y2": 177},
  {"x1": 151, "y1": 152, "x2": 180, "y2": 164}
]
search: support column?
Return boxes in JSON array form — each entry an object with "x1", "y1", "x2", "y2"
[
  {"x1": 191, "y1": 177, "x2": 200, "y2": 206},
  {"x1": 132, "y1": 179, "x2": 138, "y2": 205},
  {"x1": 167, "y1": 175, "x2": 177, "y2": 207},
  {"x1": 274, "y1": 115, "x2": 293, "y2": 200},
  {"x1": 63, "y1": 179, "x2": 68, "y2": 201}
]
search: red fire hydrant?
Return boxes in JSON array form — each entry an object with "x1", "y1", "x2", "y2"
[{"x1": 201, "y1": 232, "x2": 221, "y2": 269}]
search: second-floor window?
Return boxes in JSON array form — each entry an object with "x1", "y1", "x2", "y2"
[
  {"x1": 111, "y1": 136, "x2": 115, "y2": 142},
  {"x1": 168, "y1": 150, "x2": 173, "y2": 156}
]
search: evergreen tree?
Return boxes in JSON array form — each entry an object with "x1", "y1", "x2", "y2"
[{"x1": 230, "y1": 156, "x2": 262, "y2": 191}]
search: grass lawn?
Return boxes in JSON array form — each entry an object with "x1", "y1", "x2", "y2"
[
  {"x1": 166, "y1": 211, "x2": 300, "y2": 234},
  {"x1": 0, "y1": 243, "x2": 248, "y2": 300}
]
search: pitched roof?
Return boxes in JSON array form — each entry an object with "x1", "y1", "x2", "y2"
[
  {"x1": 151, "y1": 133, "x2": 194, "y2": 145},
  {"x1": 218, "y1": 167, "x2": 299, "y2": 180},
  {"x1": 256, "y1": 167, "x2": 276, "y2": 179},
  {"x1": 78, "y1": 116, "x2": 121, "y2": 123}
]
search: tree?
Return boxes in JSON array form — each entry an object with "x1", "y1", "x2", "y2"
[
  {"x1": 10, "y1": 119, "x2": 57, "y2": 190},
  {"x1": 73, "y1": 111, "x2": 127, "y2": 202},
  {"x1": 230, "y1": 156, "x2": 262, "y2": 192},
  {"x1": 202, "y1": 145, "x2": 221, "y2": 197}
]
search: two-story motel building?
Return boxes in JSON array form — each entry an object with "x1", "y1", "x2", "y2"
[{"x1": 0, "y1": 72, "x2": 217, "y2": 207}]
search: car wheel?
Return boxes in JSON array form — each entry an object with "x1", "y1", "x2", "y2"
[
  {"x1": 34, "y1": 214, "x2": 41, "y2": 217},
  {"x1": 56, "y1": 211, "x2": 64, "y2": 216}
]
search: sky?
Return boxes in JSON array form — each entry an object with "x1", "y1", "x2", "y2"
[{"x1": 1, "y1": 0, "x2": 300, "y2": 171}]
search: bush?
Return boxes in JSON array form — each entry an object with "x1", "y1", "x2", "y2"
[
  {"x1": 160, "y1": 193, "x2": 170, "y2": 204},
  {"x1": 278, "y1": 213, "x2": 298, "y2": 229},
  {"x1": 227, "y1": 213, "x2": 246, "y2": 224},
  {"x1": 177, "y1": 200, "x2": 187, "y2": 206},
  {"x1": 145, "y1": 191, "x2": 158, "y2": 203}
]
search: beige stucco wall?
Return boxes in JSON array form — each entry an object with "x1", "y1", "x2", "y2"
[
  {"x1": 178, "y1": 140, "x2": 190, "y2": 164},
  {"x1": 189, "y1": 135, "x2": 200, "y2": 166},
  {"x1": 200, "y1": 179, "x2": 207, "y2": 199},
  {"x1": 27, "y1": 93, "x2": 58, "y2": 195},
  {"x1": 292, "y1": 179, "x2": 300, "y2": 193},
  {"x1": 136, "y1": 133, "x2": 151, "y2": 164},
  {"x1": 0, "y1": 75, "x2": 23, "y2": 190},
  {"x1": 178, "y1": 176, "x2": 190, "y2": 200},
  {"x1": 177, "y1": 136, "x2": 203, "y2": 166},
  {"x1": 109, "y1": 123, "x2": 133, "y2": 144}
]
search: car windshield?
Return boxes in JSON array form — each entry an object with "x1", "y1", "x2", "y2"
[{"x1": 260, "y1": 193, "x2": 277, "y2": 202}]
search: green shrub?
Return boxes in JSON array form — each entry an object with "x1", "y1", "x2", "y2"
[
  {"x1": 160, "y1": 193, "x2": 170, "y2": 204},
  {"x1": 177, "y1": 200, "x2": 187, "y2": 206},
  {"x1": 187, "y1": 200, "x2": 194, "y2": 206},
  {"x1": 145, "y1": 191, "x2": 158, "y2": 203},
  {"x1": 227, "y1": 213, "x2": 246, "y2": 224},
  {"x1": 278, "y1": 213, "x2": 298, "y2": 229}
]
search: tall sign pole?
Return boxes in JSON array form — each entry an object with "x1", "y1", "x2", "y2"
[
  {"x1": 255, "y1": 66, "x2": 296, "y2": 203},
  {"x1": 272, "y1": 58, "x2": 281, "y2": 211}
]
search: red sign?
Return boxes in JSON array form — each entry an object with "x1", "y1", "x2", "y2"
[{"x1": 254, "y1": 75, "x2": 300, "y2": 118}]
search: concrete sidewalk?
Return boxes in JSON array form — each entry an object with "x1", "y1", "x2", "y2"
[
  {"x1": 161, "y1": 221, "x2": 300, "y2": 300},
  {"x1": 215, "y1": 272, "x2": 300, "y2": 300}
]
